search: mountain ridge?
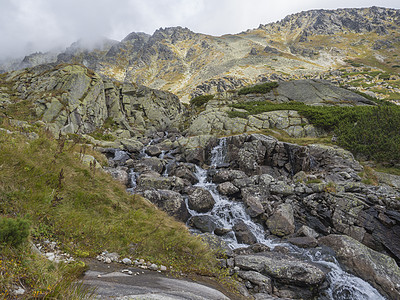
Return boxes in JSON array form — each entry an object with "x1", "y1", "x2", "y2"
[{"x1": 1, "y1": 6, "x2": 400, "y2": 102}]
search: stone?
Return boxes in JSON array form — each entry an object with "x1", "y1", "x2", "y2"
[
  {"x1": 233, "y1": 220, "x2": 257, "y2": 245},
  {"x1": 160, "y1": 265, "x2": 167, "y2": 271},
  {"x1": 135, "y1": 157, "x2": 164, "y2": 174},
  {"x1": 120, "y1": 139, "x2": 144, "y2": 153},
  {"x1": 235, "y1": 252, "x2": 326, "y2": 286},
  {"x1": 188, "y1": 215, "x2": 219, "y2": 233},
  {"x1": 238, "y1": 270, "x2": 272, "y2": 294},
  {"x1": 266, "y1": 204, "x2": 295, "y2": 237},
  {"x1": 287, "y1": 236, "x2": 318, "y2": 248},
  {"x1": 105, "y1": 167, "x2": 129, "y2": 185},
  {"x1": 295, "y1": 225, "x2": 319, "y2": 239},
  {"x1": 269, "y1": 181, "x2": 295, "y2": 196},
  {"x1": 187, "y1": 187, "x2": 216, "y2": 213},
  {"x1": 200, "y1": 233, "x2": 234, "y2": 257},
  {"x1": 217, "y1": 182, "x2": 239, "y2": 195},
  {"x1": 122, "y1": 258, "x2": 132, "y2": 265},
  {"x1": 213, "y1": 169, "x2": 247, "y2": 183},
  {"x1": 319, "y1": 234, "x2": 400, "y2": 300},
  {"x1": 148, "y1": 264, "x2": 158, "y2": 271},
  {"x1": 244, "y1": 196, "x2": 265, "y2": 218},
  {"x1": 145, "y1": 145, "x2": 162, "y2": 157},
  {"x1": 171, "y1": 165, "x2": 198, "y2": 184},
  {"x1": 143, "y1": 189, "x2": 189, "y2": 222}
]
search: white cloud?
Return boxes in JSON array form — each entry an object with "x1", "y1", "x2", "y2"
[{"x1": 0, "y1": 0, "x2": 399, "y2": 59}]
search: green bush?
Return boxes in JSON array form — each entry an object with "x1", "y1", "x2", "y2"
[
  {"x1": 230, "y1": 101, "x2": 400, "y2": 164},
  {"x1": 190, "y1": 94, "x2": 214, "y2": 107},
  {"x1": 0, "y1": 217, "x2": 30, "y2": 247},
  {"x1": 237, "y1": 82, "x2": 278, "y2": 95}
]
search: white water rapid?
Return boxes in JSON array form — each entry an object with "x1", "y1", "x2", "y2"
[{"x1": 188, "y1": 138, "x2": 385, "y2": 300}]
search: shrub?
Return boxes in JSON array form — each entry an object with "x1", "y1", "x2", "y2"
[
  {"x1": 230, "y1": 101, "x2": 400, "y2": 164},
  {"x1": 0, "y1": 217, "x2": 30, "y2": 247},
  {"x1": 190, "y1": 95, "x2": 214, "y2": 107},
  {"x1": 237, "y1": 82, "x2": 278, "y2": 95}
]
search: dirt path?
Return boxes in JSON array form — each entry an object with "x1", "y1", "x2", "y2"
[{"x1": 81, "y1": 260, "x2": 244, "y2": 299}]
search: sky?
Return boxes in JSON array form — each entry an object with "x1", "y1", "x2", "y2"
[{"x1": 1, "y1": 0, "x2": 399, "y2": 60}]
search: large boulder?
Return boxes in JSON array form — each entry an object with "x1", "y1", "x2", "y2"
[
  {"x1": 319, "y1": 234, "x2": 400, "y2": 300},
  {"x1": 187, "y1": 187, "x2": 216, "y2": 213},
  {"x1": 238, "y1": 270, "x2": 272, "y2": 294},
  {"x1": 233, "y1": 220, "x2": 258, "y2": 245},
  {"x1": 235, "y1": 252, "x2": 327, "y2": 286},
  {"x1": 188, "y1": 215, "x2": 219, "y2": 233},
  {"x1": 266, "y1": 204, "x2": 295, "y2": 237},
  {"x1": 143, "y1": 189, "x2": 189, "y2": 222}
]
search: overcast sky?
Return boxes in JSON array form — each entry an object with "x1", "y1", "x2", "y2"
[{"x1": 1, "y1": 0, "x2": 399, "y2": 60}]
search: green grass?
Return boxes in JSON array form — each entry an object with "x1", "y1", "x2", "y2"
[
  {"x1": 229, "y1": 101, "x2": 400, "y2": 164},
  {"x1": 190, "y1": 94, "x2": 214, "y2": 107},
  {"x1": 237, "y1": 82, "x2": 278, "y2": 95},
  {"x1": 0, "y1": 125, "x2": 222, "y2": 297}
]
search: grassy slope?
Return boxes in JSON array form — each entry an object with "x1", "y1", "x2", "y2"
[{"x1": 0, "y1": 124, "x2": 220, "y2": 298}]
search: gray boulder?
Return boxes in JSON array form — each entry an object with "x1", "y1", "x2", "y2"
[
  {"x1": 187, "y1": 187, "x2": 215, "y2": 213},
  {"x1": 238, "y1": 270, "x2": 272, "y2": 294},
  {"x1": 235, "y1": 252, "x2": 326, "y2": 286},
  {"x1": 319, "y1": 234, "x2": 400, "y2": 300},
  {"x1": 266, "y1": 204, "x2": 295, "y2": 237},
  {"x1": 143, "y1": 189, "x2": 189, "y2": 222},
  {"x1": 188, "y1": 215, "x2": 219, "y2": 233},
  {"x1": 233, "y1": 220, "x2": 257, "y2": 245},
  {"x1": 217, "y1": 182, "x2": 239, "y2": 195}
]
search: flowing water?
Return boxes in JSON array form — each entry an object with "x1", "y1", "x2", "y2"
[
  {"x1": 188, "y1": 138, "x2": 385, "y2": 300},
  {"x1": 111, "y1": 137, "x2": 386, "y2": 299}
]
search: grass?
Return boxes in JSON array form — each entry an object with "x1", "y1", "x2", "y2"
[
  {"x1": 237, "y1": 82, "x2": 278, "y2": 95},
  {"x1": 0, "y1": 123, "x2": 224, "y2": 297},
  {"x1": 229, "y1": 100, "x2": 400, "y2": 165}
]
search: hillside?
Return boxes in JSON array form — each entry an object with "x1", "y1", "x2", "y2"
[
  {"x1": 1, "y1": 7, "x2": 400, "y2": 103},
  {"x1": 1, "y1": 6, "x2": 400, "y2": 300}
]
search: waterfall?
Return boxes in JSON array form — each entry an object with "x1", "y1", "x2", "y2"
[{"x1": 190, "y1": 137, "x2": 385, "y2": 300}]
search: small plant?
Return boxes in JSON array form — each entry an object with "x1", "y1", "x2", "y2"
[
  {"x1": 190, "y1": 94, "x2": 214, "y2": 107},
  {"x1": 237, "y1": 82, "x2": 278, "y2": 95},
  {"x1": 0, "y1": 217, "x2": 30, "y2": 247}
]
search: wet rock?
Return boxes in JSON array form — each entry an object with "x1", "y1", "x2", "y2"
[
  {"x1": 287, "y1": 236, "x2": 318, "y2": 248},
  {"x1": 244, "y1": 196, "x2": 265, "y2": 218},
  {"x1": 235, "y1": 252, "x2": 327, "y2": 286},
  {"x1": 217, "y1": 182, "x2": 239, "y2": 195},
  {"x1": 187, "y1": 187, "x2": 215, "y2": 213},
  {"x1": 143, "y1": 189, "x2": 189, "y2": 222},
  {"x1": 171, "y1": 165, "x2": 198, "y2": 184},
  {"x1": 135, "y1": 157, "x2": 164, "y2": 174},
  {"x1": 233, "y1": 220, "x2": 257, "y2": 245},
  {"x1": 213, "y1": 169, "x2": 247, "y2": 183},
  {"x1": 238, "y1": 270, "x2": 272, "y2": 294},
  {"x1": 188, "y1": 215, "x2": 219, "y2": 233},
  {"x1": 319, "y1": 234, "x2": 400, "y2": 300},
  {"x1": 145, "y1": 145, "x2": 162, "y2": 157},
  {"x1": 266, "y1": 204, "x2": 295, "y2": 237},
  {"x1": 295, "y1": 225, "x2": 319, "y2": 239}
]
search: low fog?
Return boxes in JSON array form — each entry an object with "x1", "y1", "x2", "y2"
[{"x1": 1, "y1": 0, "x2": 399, "y2": 60}]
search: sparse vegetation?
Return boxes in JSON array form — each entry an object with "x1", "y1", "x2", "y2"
[
  {"x1": 230, "y1": 100, "x2": 400, "y2": 165},
  {"x1": 0, "y1": 124, "x2": 220, "y2": 297},
  {"x1": 190, "y1": 94, "x2": 214, "y2": 107},
  {"x1": 237, "y1": 82, "x2": 278, "y2": 95}
]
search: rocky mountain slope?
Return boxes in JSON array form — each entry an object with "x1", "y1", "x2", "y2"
[{"x1": 2, "y1": 7, "x2": 400, "y2": 103}]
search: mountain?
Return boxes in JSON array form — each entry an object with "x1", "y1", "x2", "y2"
[{"x1": 1, "y1": 7, "x2": 400, "y2": 102}]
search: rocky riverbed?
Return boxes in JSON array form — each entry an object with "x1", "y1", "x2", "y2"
[{"x1": 96, "y1": 132, "x2": 400, "y2": 299}]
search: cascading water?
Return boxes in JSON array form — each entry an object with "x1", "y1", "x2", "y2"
[{"x1": 188, "y1": 137, "x2": 385, "y2": 300}]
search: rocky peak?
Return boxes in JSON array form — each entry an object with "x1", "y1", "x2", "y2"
[
  {"x1": 151, "y1": 26, "x2": 198, "y2": 43},
  {"x1": 121, "y1": 32, "x2": 151, "y2": 43},
  {"x1": 260, "y1": 7, "x2": 400, "y2": 37}
]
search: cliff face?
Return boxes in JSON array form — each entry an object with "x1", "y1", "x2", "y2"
[{"x1": 1, "y1": 7, "x2": 400, "y2": 102}]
